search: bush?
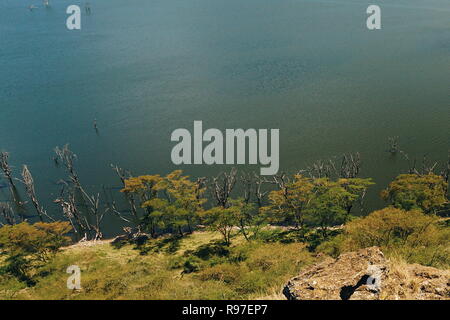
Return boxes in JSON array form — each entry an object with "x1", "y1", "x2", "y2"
[
  {"x1": 339, "y1": 207, "x2": 450, "y2": 268},
  {"x1": 0, "y1": 221, "x2": 72, "y2": 283},
  {"x1": 315, "y1": 234, "x2": 345, "y2": 258},
  {"x1": 343, "y1": 208, "x2": 441, "y2": 248},
  {"x1": 182, "y1": 256, "x2": 202, "y2": 273},
  {"x1": 380, "y1": 174, "x2": 447, "y2": 213}
]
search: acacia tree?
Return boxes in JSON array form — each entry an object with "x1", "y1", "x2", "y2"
[
  {"x1": 200, "y1": 206, "x2": 237, "y2": 245},
  {"x1": 381, "y1": 174, "x2": 447, "y2": 214},
  {"x1": 337, "y1": 178, "x2": 374, "y2": 218},
  {"x1": 226, "y1": 198, "x2": 260, "y2": 241},
  {"x1": 343, "y1": 207, "x2": 444, "y2": 251},
  {"x1": 121, "y1": 174, "x2": 163, "y2": 237},
  {"x1": 262, "y1": 174, "x2": 315, "y2": 229},
  {"x1": 160, "y1": 170, "x2": 206, "y2": 234},
  {"x1": 137, "y1": 171, "x2": 207, "y2": 236},
  {"x1": 305, "y1": 179, "x2": 357, "y2": 238},
  {"x1": 0, "y1": 221, "x2": 71, "y2": 283}
]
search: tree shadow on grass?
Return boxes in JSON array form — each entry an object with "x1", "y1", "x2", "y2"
[
  {"x1": 186, "y1": 240, "x2": 230, "y2": 260},
  {"x1": 136, "y1": 235, "x2": 182, "y2": 255}
]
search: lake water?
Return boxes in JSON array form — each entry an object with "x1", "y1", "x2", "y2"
[{"x1": 0, "y1": 0, "x2": 449, "y2": 235}]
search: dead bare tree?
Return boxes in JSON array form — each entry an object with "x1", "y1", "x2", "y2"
[
  {"x1": 387, "y1": 136, "x2": 399, "y2": 154},
  {"x1": 111, "y1": 164, "x2": 139, "y2": 228},
  {"x1": 253, "y1": 173, "x2": 270, "y2": 208},
  {"x1": 420, "y1": 155, "x2": 439, "y2": 175},
  {"x1": 0, "y1": 202, "x2": 16, "y2": 226},
  {"x1": 271, "y1": 172, "x2": 290, "y2": 190},
  {"x1": 21, "y1": 165, "x2": 54, "y2": 222},
  {"x1": 441, "y1": 152, "x2": 450, "y2": 189},
  {"x1": 400, "y1": 151, "x2": 419, "y2": 175},
  {"x1": 400, "y1": 152, "x2": 440, "y2": 176},
  {"x1": 109, "y1": 200, "x2": 133, "y2": 224},
  {"x1": 54, "y1": 145, "x2": 108, "y2": 240},
  {"x1": 195, "y1": 177, "x2": 207, "y2": 201},
  {"x1": 211, "y1": 168, "x2": 237, "y2": 208},
  {"x1": 54, "y1": 145, "x2": 81, "y2": 188},
  {"x1": 81, "y1": 192, "x2": 108, "y2": 241},
  {"x1": 76, "y1": 182, "x2": 110, "y2": 241},
  {"x1": 0, "y1": 151, "x2": 15, "y2": 188},
  {"x1": 303, "y1": 153, "x2": 361, "y2": 180},
  {"x1": 240, "y1": 172, "x2": 253, "y2": 204},
  {"x1": 111, "y1": 164, "x2": 131, "y2": 186},
  {"x1": 339, "y1": 153, "x2": 361, "y2": 178},
  {"x1": 54, "y1": 190, "x2": 90, "y2": 241},
  {"x1": 400, "y1": 150, "x2": 450, "y2": 196},
  {"x1": 304, "y1": 159, "x2": 336, "y2": 179}
]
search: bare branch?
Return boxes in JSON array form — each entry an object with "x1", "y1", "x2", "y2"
[
  {"x1": 21, "y1": 165, "x2": 54, "y2": 222},
  {"x1": 0, "y1": 202, "x2": 16, "y2": 226},
  {"x1": 211, "y1": 168, "x2": 237, "y2": 208},
  {"x1": 0, "y1": 151, "x2": 15, "y2": 188}
]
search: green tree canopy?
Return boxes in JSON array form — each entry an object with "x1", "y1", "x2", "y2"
[
  {"x1": 0, "y1": 221, "x2": 71, "y2": 283},
  {"x1": 380, "y1": 174, "x2": 447, "y2": 213}
]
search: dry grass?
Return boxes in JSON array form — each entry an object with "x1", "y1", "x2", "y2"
[
  {"x1": 380, "y1": 256, "x2": 450, "y2": 300},
  {"x1": 0, "y1": 230, "x2": 316, "y2": 300}
]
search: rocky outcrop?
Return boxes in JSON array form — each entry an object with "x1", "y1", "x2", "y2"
[{"x1": 283, "y1": 247, "x2": 449, "y2": 300}]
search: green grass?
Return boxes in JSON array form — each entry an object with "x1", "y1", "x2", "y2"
[{"x1": 0, "y1": 231, "x2": 316, "y2": 300}]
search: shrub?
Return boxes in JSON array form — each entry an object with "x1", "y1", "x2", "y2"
[
  {"x1": 182, "y1": 256, "x2": 202, "y2": 273},
  {"x1": 0, "y1": 221, "x2": 71, "y2": 283},
  {"x1": 343, "y1": 208, "x2": 440, "y2": 248},
  {"x1": 340, "y1": 207, "x2": 450, "y2": 268},
  {"x1": 315, "y1": 234, "x2": 345, "y2": 258},
  {"x1": 380, "y1": 174, "x2": 447, "y2": 213}
]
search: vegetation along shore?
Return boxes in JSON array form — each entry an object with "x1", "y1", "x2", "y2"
[{"x1": 0, "y1": 144, "x2": 448, "y2": 299}]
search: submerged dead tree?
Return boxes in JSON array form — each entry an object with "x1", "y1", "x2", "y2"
[
  {"x1": 253, "y1": 174, "x2": 270, "y2": 208},
  {"x1": 240, "y1": 172, "x2": 253, "y2": 204},
  {"x1": 54, "y1": 144, "x2": 108, "y2": 240},
  {"x1": 441, "y1": 152, "x2": 450, "y2": 189},
  {"x1": 110, "y1": 164, "x2": 139, "y2": 228},
  {"x1": 340, "y1": 153, "x2": 361, "y2": 179},
  {"x1": 400, "y1": 150, "x2": 450, "y2": 195},
  {"x1": 54, "y1": 145, "x2": 81, "y2": 188},
  {"x1": 54, "y1": 190, "x2": 90, "y2": 241},
  {"x1": 304, "y1": 153, "x2": 361, "y2": 179},
  {"x1": 0, "y1": 202, "x2": 16, "y2": 226},
  {"x1": 21, "y1": 165, "x2": 53, "y2": 222},
  {"x1": 387, "y1": 136, "x2": 400, "y2": 154},
  {"x1": 401, "y1": 152, "x2": 439, "y2": 176},
  {"x1": 304, "y1": 159, "x2": 336, "y2": 179},
  {"x1": 0, "y1": 151, "x2": 15, "y2": 188},
  {"x1": 80, "y1": 192, "x2": 108, "y2": 241}
]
